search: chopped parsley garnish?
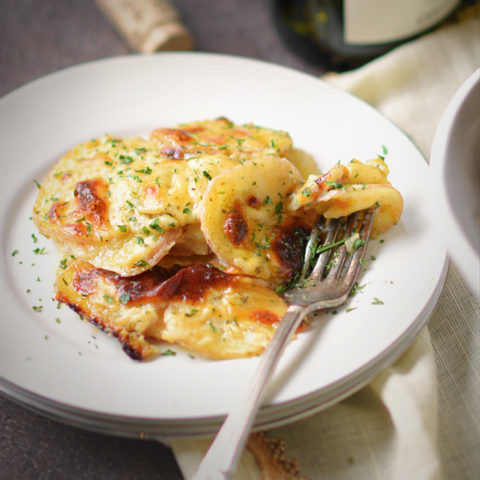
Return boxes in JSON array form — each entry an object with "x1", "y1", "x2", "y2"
[
  {"x1": 11, "y1": 249, "x2": 19, "y2": 257},
  {"x1": 135, "y1": 167, "x2": 152, "y2": 175},
  {"x1": 149, "y1": 218, "x2": 164, "y2": 233},
  {"x1": 120, "y1": 292, "x2": 130, "y2": 305},
  {"x1": 202, "y1": 170, "x2": 212, "y2": 180},
  {"x1": 117, "y1": 225, "x2": 127, "y2": 232},
  {"x1": 349, "y1": 282, "x2": 366, "y2": 297},
  {"x1": 33, "y1": 179, "x2": 41, "y2": 189},
  {"x1": 119, "y1": 155, "x2": 134, "y2": 164},
  {"x1": 324, "y1": 181, "x2": 343, "y2": 189},
  {"x1": 59, "y1": 258, "x2": 67, "y2": 269},
  {"x1": 161, "y1": 349, "x2": 177, "y2": 356},
  {"x1": 372, "y1": 297, "x2": 384, "y2": 305},
  {"x1": 32, "y1": 305, "x2": 43, "y2": 312},
  {"x1": 103, "y1": 295, "x2": 114, "y2": 304},
  {"x1": 135, "y1": 260, "x2": 149, "y2": 267}
]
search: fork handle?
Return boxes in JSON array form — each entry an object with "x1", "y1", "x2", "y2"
[{"x1": 192, "y1": 304, "x2": 306, "y2": 480}]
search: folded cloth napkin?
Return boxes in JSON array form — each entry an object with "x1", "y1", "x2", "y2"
[{"x1": 171, "y1": 8, "x2": 480, "y2": 480}]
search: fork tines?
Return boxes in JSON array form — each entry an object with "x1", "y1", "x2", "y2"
[{"x1": 300, "y1": 209, "x2": 376, "y2": 283}]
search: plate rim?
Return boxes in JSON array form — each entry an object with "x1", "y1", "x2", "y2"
[{"x1": 0, "y1": 51, "x2": 448, "y2": 434}]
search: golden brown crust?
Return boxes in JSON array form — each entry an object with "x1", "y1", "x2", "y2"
[
  {"x1": 56, "y1": 260, "x2": 288, "y2": 360},
  {"x1": 34, "y1": 118, "x2": 403, "y2": 361}
]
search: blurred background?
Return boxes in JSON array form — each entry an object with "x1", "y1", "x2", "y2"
[{"x1": 0, "y1": 0, "x2": 328, "y2": 98}]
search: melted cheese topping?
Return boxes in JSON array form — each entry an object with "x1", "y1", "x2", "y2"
[
  {"x1": 34, "y1": 118, "x2": 403, "y2": 360},
  {"x1": 56, "y1": 260, "x2": 287, "y2": 359},
  {"x1": 150, "y1": 117, "x2": 293, "y2": 160}
]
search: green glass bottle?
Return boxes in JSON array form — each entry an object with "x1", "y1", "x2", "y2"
[{"x1": 273, "y1": 0, "x2": 461, "y2": 70}]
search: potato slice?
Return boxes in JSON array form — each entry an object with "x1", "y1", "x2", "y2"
[
  {"x1": 200, "y1": 155, "x2": 313, "y2": 281},
  {"x1": 288, "y1": 158, "x2": 402, "y2": 234},
  {"x1": 150, "y1": 117, "x2": 293, "y2": 161},
  {"x1": 56, "y1": 260, "x2": 288, "y2": 360},
  {"x1": 316, "y1": 184, "x2": 403, "y2": 234},
  {"x1": 160, "y1": 273, "x2": 288, "y2": 359},
  {"x1": 55, "y1": 260, "x2": 163, "y2": 359}
]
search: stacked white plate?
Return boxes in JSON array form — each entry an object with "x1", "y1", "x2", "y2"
[{"x1": 0, "y1": 53, "x2": 447, "y2": 440}]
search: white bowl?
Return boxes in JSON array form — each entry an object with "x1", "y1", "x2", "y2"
[{"x1": 430, "y1": 69, "x2": 480, "y2": 299}]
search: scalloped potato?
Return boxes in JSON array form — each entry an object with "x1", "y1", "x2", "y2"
[{"x1": 33, "y1": 118, "x2": 403, "y2": 360}]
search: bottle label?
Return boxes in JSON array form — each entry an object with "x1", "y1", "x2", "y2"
[{"x1": 344, "y1": 0, "x2": 459, "y2": 45}]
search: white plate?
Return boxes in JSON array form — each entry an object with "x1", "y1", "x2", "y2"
[
  {"x1": 0, "y1": 53, "x2": 447, "y2": 437},
  {"x1": 430, "y1": 69, "x2": 480, "y2": 299}
]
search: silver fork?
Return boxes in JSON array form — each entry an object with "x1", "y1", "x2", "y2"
[{"x1": 192, "y1": 208, "x2": 376, "y2": 480}]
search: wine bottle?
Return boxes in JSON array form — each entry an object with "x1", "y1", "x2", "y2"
[{"x1": 272, "y1": 0, "x2": 462, "y2": 70}]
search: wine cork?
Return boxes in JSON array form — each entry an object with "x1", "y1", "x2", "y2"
[{"x1": 96, "y1": 0, "x2": 194, "y2": 53}]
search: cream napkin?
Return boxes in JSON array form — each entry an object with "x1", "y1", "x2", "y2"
[{"x1": 171, "y1": 10, "x2": 480, "y2": 480}]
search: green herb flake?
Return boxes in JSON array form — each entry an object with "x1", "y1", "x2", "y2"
[
  {"x1": 117, "y1": 225, "x2": 127, "y2": 232},
  {"x1": 33, "y1": 179, "x2": 41, "y2": 189},
  {"x1": 349, "y1": 282, "x2": 366, "y2": 297},
  {"x1": 11, "y1": 249, "x2": 19, "y2": 257},
  {"x1": 59, "y1": 258, "x2": 67, "y2": 269},
  {"x1": 32, "y1": 305, "x2": 43, "y2": 313},
  {"x1": 149, "y1": 218, "x2": 164, "y2": 233},
  {"x1": 161, "y1": 349, "x2": 177, "y2": 356},
  {"x1": 120, "y1": 292, "x2": 130, "y2": 305},
  {"x1": 352, "y1": 238, "x2": 365, "y2": 251},
  {"x1": 325, "y1": 181, "x2": 343, "y2": 189},
  {"x1": 372, "y1": 297, "x2": 384, "y2": 305},
  {"x1": 135, "y1": 167, "x2": 152, "y2": 175},
  {"x1": 202, "y1": 170, "x2": 212, "y2": 180},
  {"x1": 103, "y1": 295, "x2": 115, "y2": 304},
  {"x1": 120, "y1": 155, "x2": 134, "y2": 165}
]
